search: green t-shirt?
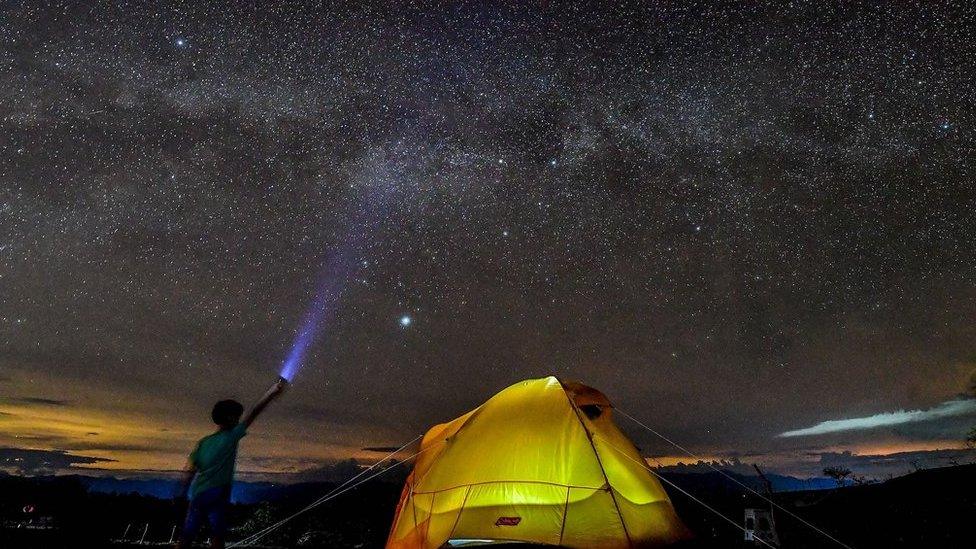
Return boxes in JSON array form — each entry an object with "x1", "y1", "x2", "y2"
[{"x1": 189, "y1": 423, "x2": 247, "y2": 499}]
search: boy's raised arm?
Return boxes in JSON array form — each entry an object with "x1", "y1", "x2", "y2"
[{"x1": 241, "y1": 378, "x2": 288, "y2": 428}]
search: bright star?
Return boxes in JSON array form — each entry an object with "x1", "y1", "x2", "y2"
[
  {"x1": 399, "y1": 315, "x2": 412, "y2": 327},
  {"x1": 175, "y1": 38, "x2": 187, "y2": 47}
]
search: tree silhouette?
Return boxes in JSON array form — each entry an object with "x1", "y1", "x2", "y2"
[{"x1": 823, "y1": 466, "x2": 852, "y2": 488}]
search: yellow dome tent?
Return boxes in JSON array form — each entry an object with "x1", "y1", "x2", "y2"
[{"x1": 386, "y1": 376, "x2": 689, "y2": 548}]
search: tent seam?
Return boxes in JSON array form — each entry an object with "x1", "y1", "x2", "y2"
[
  {"x1": 411, "y1": 479, "x2": 604, "y2": 495},
  {"x1": 562, "y1": 384, "x2": 635, "y2": 548},
  {"x1": 558, "y1": 485, "x2": 570, "y2": 545},
  {"x1": 447, "y1": 484, "x2": 473, "y2": 542}
]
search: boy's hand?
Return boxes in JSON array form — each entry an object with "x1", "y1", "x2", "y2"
[
  {"x1": 261, "y1": 379, "x2": 288, "y2": 400},
  {"x1": 264, "y1": 377, "x2": 288, "y2": 400},
  {"x1": 271, "y1": 378, "x2": 289, "y2": 395},
  {"x1": 243, "y1": 377, "x2": 289, "y2": 428}
]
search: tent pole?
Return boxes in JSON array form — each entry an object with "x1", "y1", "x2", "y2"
[{"x1": 563, "y1": 391, "x2": 634, "y2": 548}]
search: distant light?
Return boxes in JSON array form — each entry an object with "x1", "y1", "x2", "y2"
[
  {"x1": 502, "y1": 230, "x2": 509, "y2": 237},
  {"x1": 175, "y1": 38, "x2": 187, "y2": 47},
  {"x1": 549, "y1": 159, "x2": 557, "y2": 167},
  {"x1": 399, "y1": 315, "x2": 412, "y2": 327}
]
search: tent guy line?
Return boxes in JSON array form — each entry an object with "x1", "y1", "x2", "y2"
[
  {"x1": 598, "y1": 437, "x2": 777, "y2": 549},
  {"x1": 385, "y1": 377, "x2": 689, "y2": 547},
  {"x1": 615, "y1": 407, "x2": 855, "y2": 549},
  {"x1": 229, "y1": 435, "x2": 433, "y2": 548},
  {"x1": 248, "y1": 376, "x2": 772, "y2": 547},
  {"x1": 234, "y1": 380, "x2": 855, "y2": 549},
  {"x1": 243, "y1": 437, "x2": 769, "y2": 549}
]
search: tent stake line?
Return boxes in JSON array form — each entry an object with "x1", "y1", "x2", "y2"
[{"x1": 616, "y1": 407, "x2": 855, "y2": 549}]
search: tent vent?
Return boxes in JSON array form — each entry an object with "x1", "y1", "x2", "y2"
[{"x1": 580, "y1": 404, "x2": 603, "y2": 419}]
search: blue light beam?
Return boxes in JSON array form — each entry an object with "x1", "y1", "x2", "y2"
[
  {"x1": 278, "y1": 238, "x2": 363, "y2": 383},
  {"x1": 276, "y1": 146, "x2": 403, "y2": 382}
]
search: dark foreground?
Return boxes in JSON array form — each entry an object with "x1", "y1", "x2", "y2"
[{"x1": 1, "y1": 464, "x2": 973, "y2": 548}]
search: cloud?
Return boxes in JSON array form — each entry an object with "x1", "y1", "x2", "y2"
[
  {"x1": 8, "y1": 397, "x2": 72, "y2": 406},
  {"x1": 779, "y1": 399, "x2": 976, "y2": 437},
  {"x1": 0, "y1": 447, "x2": 116, "y2": 475},
  {"x1": 66, "y1": 441, "x2": 159, "y2": 453}
]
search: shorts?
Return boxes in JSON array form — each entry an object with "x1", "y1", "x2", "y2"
[{"x1": 183, "y1": 485, "x2": 232, "y2": 540}]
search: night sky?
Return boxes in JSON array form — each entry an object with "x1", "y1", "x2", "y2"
[{"x1": 2, "y1": 1, "x2": 975, "y2": 479}]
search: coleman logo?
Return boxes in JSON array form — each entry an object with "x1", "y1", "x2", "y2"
[{"x1": 495, "y1": 516, "x2": 522, "y2": 526}]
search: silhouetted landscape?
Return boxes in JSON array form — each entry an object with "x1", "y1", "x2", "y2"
[{"x1": 2, "y1": 464, "x2": 973, "y2": 548}]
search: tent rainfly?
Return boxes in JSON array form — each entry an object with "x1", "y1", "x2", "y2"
[{"x1": 386, "y1": 376, "x2": 689, "y2": 548}]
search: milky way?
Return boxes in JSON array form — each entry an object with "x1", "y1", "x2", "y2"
[{"x1": 1, "y1": 2, "x2": 975, "y2": 477}]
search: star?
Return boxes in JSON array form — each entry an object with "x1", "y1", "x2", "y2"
[{"x1": 399, "y1": 315, "x2": 412, "y2": 327}]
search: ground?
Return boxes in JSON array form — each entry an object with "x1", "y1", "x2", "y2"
[{"x1": 1, "y1": 465, "x2": 974, "y2": 548}]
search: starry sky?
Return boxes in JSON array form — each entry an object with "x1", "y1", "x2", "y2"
[{"x1": 2, "y1": 1, "x2": 975, "y2": 479}]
